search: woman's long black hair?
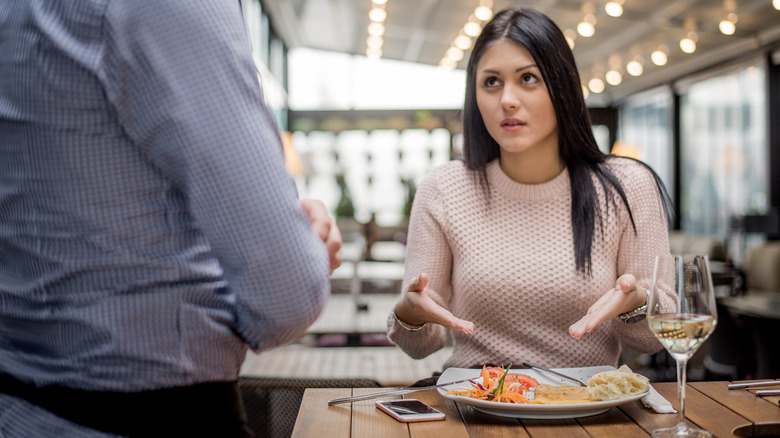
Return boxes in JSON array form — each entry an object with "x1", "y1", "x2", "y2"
[{"x1": 462, "y1": 7, "x2": 673, "y2": 276}]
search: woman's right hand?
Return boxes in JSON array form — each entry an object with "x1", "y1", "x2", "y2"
[{"x1": 393, "y1": 273, "x2": 475, "y2": 334}]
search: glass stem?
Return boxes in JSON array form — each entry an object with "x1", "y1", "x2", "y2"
[{"x1": 676, "y1": 358, "x2": 688, "y2": 426}]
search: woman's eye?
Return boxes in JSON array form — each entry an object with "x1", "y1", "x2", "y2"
[
  {"x1": 484, "y1": 77, "x2": 500, "y2": 88},
  {"x1": 521, "y1": 73, "x2": 539, "y2": 84}
]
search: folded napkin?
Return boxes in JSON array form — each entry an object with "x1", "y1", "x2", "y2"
[{"x1": 642, "y1": 385, "x2": 676, "y2": 413}]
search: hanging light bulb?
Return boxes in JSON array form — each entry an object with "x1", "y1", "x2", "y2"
[
  {"x1": 475, "y1": 6, "x2": 493, "y2": 21},
  {"x1": 372, "y1": 0, "x2": 388, "y2": 4},
  {"x1": 366, "y1": 47, "x2": 382, "y2": 59},
  {"x1": 719, "y1": 12, "x2": 738, "y2": 35},
  {"x1": 369, "y1": 7, "x2": 387, "y2": 22},
  {"x1": 775, "y1": 0, "x2": 780, "y2": 10},
  {"x1": 577, "y1": 21, "x2": 595, "y2": 37},
  {"x1": 588, "y1": 77, "x2": 605, "y2": 93},
  {"x1": 626, "y1": 56, "x2": 644, "y2": 76},
  {"x1": 446, "y1": 46, "x2": 464, "y2": 62},
  {"x1": 439, "y1": 57, "x2": 457, "y2": 70},
  {"x1": 454, "y1": 34, "x2": 472, "y2": 50},
  {"x1": 464, "y1": 21, "x2": 482, "y2": 37},
  {"x1": 651, "y1": 45, "x2": 669, "y2": 66},
  {"x1": 582, "y1": 84, "x2": 590, "y2": 100},
  {"x1": 368, "y1": 22, "x2": 385, "y2": 36},
  {"x1": 605, "y1": 1, "x2": 623, "y2": 17},
  {"x1": 680, "y1": 32, "x2": 697, "y2": 53},
  {"x1": 366, "y1": 36, "x2": 383, "y2": 49},
  {"x1": 577, "y1": 14, "x2": 597, "y2": 37},
  {"x1": 606, "y1": 69, "x2": 622, "y2": 86},
  {"x1": 719, "y1": 19, "x2": 735, "y2": 35}
]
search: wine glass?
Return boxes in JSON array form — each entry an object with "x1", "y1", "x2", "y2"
[{"x1": 648, "y1": 254, "x2": 718, "y2": 438}]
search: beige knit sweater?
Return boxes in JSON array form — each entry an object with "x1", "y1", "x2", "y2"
[{"x1": 387, "y1": 158, "x2": 674, "y2": 369}]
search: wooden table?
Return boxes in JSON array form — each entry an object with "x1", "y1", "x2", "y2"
[{"x1": 291, "y1": 381, "x2": 780, "y2": 437}]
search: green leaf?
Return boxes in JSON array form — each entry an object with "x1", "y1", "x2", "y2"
[{"x1": 493, "y1": 364, "x2": 512, "y2": 396}]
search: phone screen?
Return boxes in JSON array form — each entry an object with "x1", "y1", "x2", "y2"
[{"x1": 375, "y1": 399, "x2": 446, "y2": 422}]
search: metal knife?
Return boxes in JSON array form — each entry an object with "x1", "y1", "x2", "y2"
[
  {"x1": 727, "y1": 380, "x2": 780, "y2": 390},
  {"x1": 327, "y1": 377, "x2": 476, "y2": 405},
  {"x1": 522, "y1": 361, "x2": 588, "y2": 387}
]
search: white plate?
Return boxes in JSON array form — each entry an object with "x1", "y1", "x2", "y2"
[{"x1": 436, "y1": 365, "x2": 649, "y2": 419}]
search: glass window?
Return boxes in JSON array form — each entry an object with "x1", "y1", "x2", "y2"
[
  {"x1": 617, "y1": 86, "x2": 674, "y2": 197},
  {"x1": 679, "y1": 60, "x2": 768, "y2": 240}
]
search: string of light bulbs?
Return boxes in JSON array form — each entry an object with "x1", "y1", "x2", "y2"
[
  {"x1": 583, "y1": 0, "x2": 778, "y2": 95},
  {"x1": 366, "y1": 0, "x2": 387, "y2": 59},
  {"x1": 438, "y1": 0, "x2": 494, "y2": 69},
  {"x1": 373, "y1": 0, "x2": 780, "y2": 94}
]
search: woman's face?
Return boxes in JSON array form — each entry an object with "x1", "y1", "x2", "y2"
[{"x1": 475, "y1": 39, "x2": 558, "y2": 159}]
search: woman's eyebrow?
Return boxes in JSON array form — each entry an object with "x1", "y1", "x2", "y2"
[{"x1": 480, "y1": 64, "x2": 537, "y2": 75}]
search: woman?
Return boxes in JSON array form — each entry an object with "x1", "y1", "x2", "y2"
[{"x1": 387, "y1": 7, "x2": 675, "y2": 369}]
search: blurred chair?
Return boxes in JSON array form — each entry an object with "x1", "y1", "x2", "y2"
[
  {"x1": 668, "y1": 230, "x2": 726, "y2": 260},
  {"x1": 742, "y1": 240, "x2": 780, "y2": 293},
  {"x1": 238, "y1": 376, "x2": 381, "y2": 438},
  {"x1": 707, "y1": 241, "x2": 780, "y2": 379}
]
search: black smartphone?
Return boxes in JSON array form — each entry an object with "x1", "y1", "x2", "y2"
[{"x1": 375, "y1": 399, "x2": 446, "y2": 423}]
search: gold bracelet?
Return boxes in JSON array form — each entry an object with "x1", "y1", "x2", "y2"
[{"x1": 393, "y1": 311, "x2": 426, "y2": 332}]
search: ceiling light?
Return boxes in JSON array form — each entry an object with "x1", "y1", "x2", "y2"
[
  {"x1": 719, "y1": 13, "x2": 738, "y2": 35},
  {"x1": 446, "y1": 47, "x2": 464, "y2": 62},
  {"x1": 719, "y1": 19, "x2": 736, "y2": 35},
  {"x1": 651, "y1": 47, "x2": 668, "y2": 66},
  {"x1": 581, "y1": 85, "x2": 590, "y2": 100},
  {"x1": 440, "y1": 57, "x2": 457, "y2": 70},
  {"x1": 680, "y1": 38, "x2": 696, "y2": 53},
  {"x1": 605, "y1": 1, "x2": 623, "y2": 17},
  {"x1": 577, "y1": 21, "x2": 595, "y2": 37},
  {"x1": 680, "y1": 32, "x2": 697, "y2": 53},
  {"x1": 588, "y1": 77, "x2": 605, "y2": 94},
  {"x1": 372, "y1": 0, "x2": 388, "y2": 4},
  {"x1": 474, "y1": 6, "x2": 493, "y2": 21},
  {"x1": 650, "y1": 52, "x2": 667, "y2": 66},
  {"x1": 367, "y1": 36, "x2": 383, "y2": 49},
  {"x1": 464, "y1": 21, "x2": 482, "y2": 37},
  {"x1": 367, "y1": 22, "x2": 385, "y2": 36},
  {"x1": 366, "y1": 47, "x2": 382, "y2": 59},
  {"x1": 368, "y1": 7, "x2": 387, "y2": 22},
  {"x1": 626, "y1": 59, "x2": 643, "y2": 76},
  {"x1": 775, "y1": 0, "x2": 780, "y2": 10},
  {"x1": 606, "y1": 70, "x2": 622, "y2": 85},
  {"x1": 454, "y1": 35, "x2": 472, "y2": 50}
]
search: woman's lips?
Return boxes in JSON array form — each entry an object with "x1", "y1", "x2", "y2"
[{"x1": 501, "y1": 118, "x2": 526, "y2": 131}]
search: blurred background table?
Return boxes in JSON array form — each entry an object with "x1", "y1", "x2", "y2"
[{"x1": 241, "y1": 344, "x2": 452, "y2": 387}]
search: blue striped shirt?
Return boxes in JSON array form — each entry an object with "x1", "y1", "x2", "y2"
[{"x1": 0, "y1": 0, "x2": 330, "y2": 434}]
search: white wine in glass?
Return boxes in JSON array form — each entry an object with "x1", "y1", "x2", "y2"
[{"x1": 648, "y1": 254, "x2": 718, "y2": 438}]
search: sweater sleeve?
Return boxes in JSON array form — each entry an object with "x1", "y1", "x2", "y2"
[
  {"x1": 611, "y1": 159, "x2": 675, "y2": 353},
  {"x1": 386, "y1": 167, "x2": 451, "y2": 359}
]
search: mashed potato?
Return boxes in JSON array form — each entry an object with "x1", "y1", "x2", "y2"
[{"x1": 587, "y1": 365, "x2": 650, "y2": 401}]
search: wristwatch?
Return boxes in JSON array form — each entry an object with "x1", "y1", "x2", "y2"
[{"x1": 618, "y1": 287, "x2": 655, "y2": 324}]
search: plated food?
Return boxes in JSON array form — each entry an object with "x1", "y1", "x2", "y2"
[
  {"x1": 446, "y1": 364, "x2": 649, "y2": 405},
  {"x1": 587, "y1": 364, "x2": 651, "y2": 401},
  {"x1": 437, "y1": 366, "x2": 651, "y2": 419}
]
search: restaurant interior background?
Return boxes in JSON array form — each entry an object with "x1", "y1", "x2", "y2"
[{"x1": 237, "y1": 0, "x2": 780, "y2": 404}]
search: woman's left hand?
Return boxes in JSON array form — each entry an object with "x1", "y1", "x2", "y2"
[{"x1": 568, "y1": 274, "x2": 646, "y2": 339}]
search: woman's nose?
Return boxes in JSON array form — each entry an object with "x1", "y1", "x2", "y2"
[{"x1": 501, "y1": 86, "x2": 520, "y2": 110}]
